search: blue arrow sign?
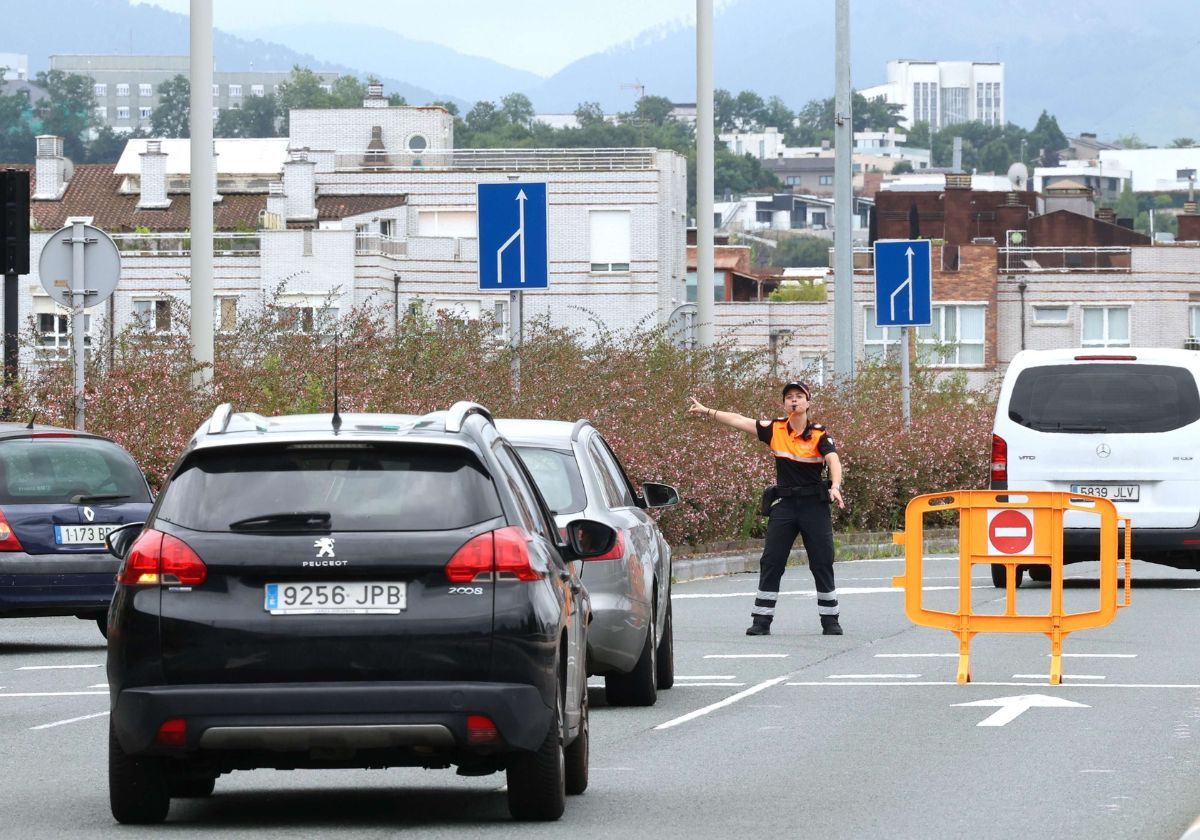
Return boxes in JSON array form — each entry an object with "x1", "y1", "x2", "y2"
[
  {"x1": 873, "y1": 239, "x2": 932, "y2": 327},
  {"x1": 477, "y1": 182, "x2": 548, "y2": 290}
]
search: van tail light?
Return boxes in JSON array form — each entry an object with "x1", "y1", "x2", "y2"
[
  {"x1": 116, "y1": 529, "x2": 207, "y2": 586},
  {"x1": 991, "y1": 434, "x2": 1008, "y2": 485},
  {"x1": 1074, "y1": 354, "x2": 1136, "y2": 361},
  {"x1": 446, "y1": 526, "x2": 542, "y2": 582},
  {"x1": 583, "y1": 530, "x2": 625, "y2": 562},
  {"x1": 0, "y1": 509, "x2": 24, "y2": 552}
]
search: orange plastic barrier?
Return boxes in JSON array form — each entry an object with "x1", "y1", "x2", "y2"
[{"x1": 891, "y1": 490, "x2": 1131, "y2": 685}]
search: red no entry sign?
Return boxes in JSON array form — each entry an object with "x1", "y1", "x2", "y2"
[{"x1": 988, "y1": 509, "x2": 1034, "y2": 555}]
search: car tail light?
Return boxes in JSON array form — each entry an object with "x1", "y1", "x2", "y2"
[
  {"x1": 28, "y1": 432, "x2": 78, "y2": 438},
  {"x1": 446, "y1": 526, "x2": 541, "y2": 583},
  {"x1": 991, "y1": 434, "x2": 1008, "y2": 484},
  {"x1": 116, "y1": 529, "x2": 207, "y2": 586},
  {"x1": 0, "y1": 509, "x2": 23, "y2": 552},
  {"x1": 583, "y1": 530, "x2": 625, "y2": 562},
  {"x1": 156, "y1": 718, "x2": 187, "y2": 747},
  {"x1": 1073, "y1": 354, "x2": 1137, "y2": 361},
  {"x1": 466, "y1": 714, "x2": 501, "y2": 745}
]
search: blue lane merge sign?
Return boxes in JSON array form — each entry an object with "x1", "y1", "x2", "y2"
[
  {"x1": 873, "y1": 239, "x2": 932, "y2": 327},
  {"x1": 477, "y1": 182, "x2": 548, "y2": 290}
]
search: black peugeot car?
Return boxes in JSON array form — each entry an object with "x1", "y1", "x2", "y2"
[
  {"x1": 0, "y1": 423, "x2": 153, "y2": 636},
  {"x1": 105, "y1": 401, "x2": 612, "y2": 824}
]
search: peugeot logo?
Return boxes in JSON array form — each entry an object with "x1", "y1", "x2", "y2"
[
  {"x1": 1096, "y1": 444, "x2": 1111, "y2": 458},
  {"x1": 82, "y1": 506, "x2": 95, "y2": 522}
]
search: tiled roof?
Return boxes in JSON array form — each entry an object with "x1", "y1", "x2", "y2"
[{"x1": 13, "y1": 164, "x2": 405, "y2": 232}]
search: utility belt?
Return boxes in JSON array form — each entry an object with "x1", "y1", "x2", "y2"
[{"x1": 759, "y1": 482, "x2": 831, "y2": 515}]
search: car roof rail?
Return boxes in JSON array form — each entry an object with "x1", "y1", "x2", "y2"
[
  {"x1": 570, "y1": 419, "x2": 591, "y2": 442},
  {"x1": 207, "y1": 403, "x2": 234, "y2": 435},
  {"x1": 445, "y1": 401, "x2": 493, "y2": 433}
]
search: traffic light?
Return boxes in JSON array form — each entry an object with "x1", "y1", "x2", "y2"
[{"x1": 0, "y1": 169, "x2": 30, "y2": 275}]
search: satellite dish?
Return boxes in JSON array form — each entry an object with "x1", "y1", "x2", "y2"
[{"x1": 1007, "y1": 162, "x2": 1029, "y2": 189}]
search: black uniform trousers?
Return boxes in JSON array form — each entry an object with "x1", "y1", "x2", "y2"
[{"x1": 751, "y1": 495, "x2": 839, "y2": 625}]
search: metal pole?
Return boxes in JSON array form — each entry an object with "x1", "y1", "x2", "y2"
[
  {"x1": 900, "y1": 326, "x2": 911, "y2": 428},
  {"x1": 70, "y1": 222, "x2": 86, "y2": 430},
  {"x1": 3, "y1": 270, "x2": 15, "y2": 391},
  {"x1": 695, "y1": 0, "x2": 715, "y2": 346},
  {"x1": 832, "y1": 0, "x2": 854, "y2": 378},
  {"x1": 190, "y1": 0, "x2": 214, "y2": 386},
  {"x1": 509, "y1": 290, "x2": 522, "y2": 393}
]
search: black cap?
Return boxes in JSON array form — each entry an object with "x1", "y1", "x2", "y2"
[{"x1": 781, "y1": 381, "x2": 811, "y2": 399}]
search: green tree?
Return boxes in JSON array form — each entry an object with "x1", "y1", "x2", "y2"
[
  {"x1": 1113, "y1": 182, "x2": 1138, "y2": 220},
  {"x1": 85, "y1": 125, "x2": 143, "y2": 163},
  {"x1": 0, "y1": 79, "x2": 35, "y2": 162},
  {"x1": 574, "y1": 101, "x2": 604, "y2": 127},
  {"x1": 1114, "y1": 133, "x2": 1149, "y2": 149},
  {"x1": 713, "y1": 88, "x2": 737, "y2": 131},
  {"x1": 891, "y1": 160, "x2": 914, "y2": 174},
  {"x1": 770, "y1": 235, "x2": 830, "y2": 267},
  {"x1": 499, "y1": 92, "x2": 534, "y2": 127},
  {"x1": 215, "y1": 94, "x2": 279, "y2": 138},
  {"x1": 34, "y1": 70, "x2": 95, "y2": 159},
  {"x1": 1027, "y1": 111, "x2": 1067, "y2": 164},
  {"x1": 464, "y1": 100, "x2": 500, "y2": 133},
  {"x1": 905, "y1": 121, "x2": 931, "y2": 150},
  {"x1": 733, "y1": 90, "x2": 766, "y2": 129},
  {"x1": 761, "y1": 96, "x2": 794, "y2": 132},
  {"x1": 1172, "y1": 137, "x2": 1197, "y2": 148},
  {"x1": 429, "y1": 100, "x2": 459, "y2": 116},
  {"x1": 632, "y1": 95, "x2": 674, "y2": 127},
  {"x1": 275, "y1": 67, "x2": 333, "y2": 133},
  {"x1": 150, "y1": 74, "x2": 190, "y2": 138},
  {"x1": 329, "y1": 75, "x2": 366, "y2": 108}
]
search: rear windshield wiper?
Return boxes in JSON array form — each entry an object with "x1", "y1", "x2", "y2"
[
  {"x1": 1030, "y1": 421, "x2": 1107, "y2": 432},
  {"x1": 70, "y1": 492, "x2": 132, "y2": 504},
  {"x1": 228, "y1": 511, "x2": 332, "y2": 531}
]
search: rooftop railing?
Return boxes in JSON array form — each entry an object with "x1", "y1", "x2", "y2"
[
  {"x1": 998, "y1": 246, "x2": 1132, "y2": 273},
  {"x1": 332, "y1": 147, "x2": 659, "y2": 173},
  {"x1": 111, "y1": 232, "x2": 261, "y2": 256}
]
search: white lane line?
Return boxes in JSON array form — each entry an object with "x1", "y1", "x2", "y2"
[
  {"x1": 676, "y1": 675, "x2": 737, "y2": 680},
  {"x1": 15, "y1": 664, "x2": 103, "y2": 671},
  {"x1": 677, "y1": 683, "x2": 747, "y2": 687},
  {"x1": 1056, "y1": 653, "x2": 1137, "y2": 658},
  {"x1": 31, "y1": 710, "x2": 109, "y2": 730},
  {"x1": 89, "y1": 684, "x2": 109, "y2": 689},
  {"x1": 1014, "y1": 674, "x2": 1107, "y2": 680},
  {"x1": 0, "y1": 691, "x2": 109, "y2": 698},
  {"x1": 875, "y1": 653, "x2": 957, "y2": 658},
  {"x1": 828, "y1": 674, "x2": 921, "y2": 679},
  {"x1": 655, "y1": 677, "x2": 787, "y2": 730},
  {"x1": 704, "y1": 654, "x2": 789, "y2": 659},
  {"x1": 784, "y1": 681, "x2": 1200, "y2": 689},
  {"x1": 674, "y1": 584, "x2": 976, "y2": 600}
]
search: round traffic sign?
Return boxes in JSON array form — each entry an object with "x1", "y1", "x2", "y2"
[
  {"x1": 37, "y1": 224, "x2": 121, "y2": 308},
  {"x1": 988, "y1": 509, "x2": 1033, "y2": 555}
]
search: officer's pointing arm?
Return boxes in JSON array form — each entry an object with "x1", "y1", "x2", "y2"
[{"x1": 688, "y1": 396, "x2": 758, "y2": 435}]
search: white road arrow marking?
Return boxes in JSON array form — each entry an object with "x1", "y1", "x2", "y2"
[
  {"x1": 889, "y1": 246, "x2": 915, "y2": 321},
  {"x1": 953, "y1": 693, "x2": 1089, "y2": 727}
]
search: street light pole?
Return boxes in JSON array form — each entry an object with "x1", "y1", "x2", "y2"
[
  {"x1": 695, "y1": 0, "x2": 715, "y2": 346},
  {"x1": 832, "y1": 0, "x2": 854, "y2": 378},
  {"x1": 189, "y1": 0, "x2": 214, "y2": 386}
]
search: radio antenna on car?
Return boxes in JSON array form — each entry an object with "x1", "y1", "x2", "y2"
[
  {"x1": 26, "y1": 411, "x2": 36, "y2": 429},
  {"x1": 331, "y1": 332, "x2": 342, "y2": 433}
]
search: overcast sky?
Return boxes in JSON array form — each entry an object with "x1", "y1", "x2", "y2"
[{"x1": 132, "y1": 0, "x2": 725, "y2": 76}]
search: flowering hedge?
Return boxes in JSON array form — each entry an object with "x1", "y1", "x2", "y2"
[{"x1": 3, "y1": 301, "x2": 997, "y2": 545}]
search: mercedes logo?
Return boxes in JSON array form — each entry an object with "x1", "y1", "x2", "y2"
[
  {"x1": 83, "y1": 506, "x2": 95, "y2": 521},
  {"x1": 1096, "y1": 444, "x2": 1111, "y2": 458}
]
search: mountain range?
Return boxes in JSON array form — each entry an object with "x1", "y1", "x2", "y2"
[{"x1": 4, "y1": 0, "x2": 1198, "y2": 144}]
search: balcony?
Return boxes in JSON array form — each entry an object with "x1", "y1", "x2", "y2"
[
  {"x1": 354, "y1": 233, "x2": 408, "y2": 257},
  {"x1": 111, "y1": 232, "x2": 261, "y2": 256},
  {"x1": 998, "y1": 246, "x2": 1132, "y2": 273},
  {"x1": 332, "y1": 147, "x2": 658, "y2": 173}
]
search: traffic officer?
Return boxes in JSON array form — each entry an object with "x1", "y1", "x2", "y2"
[{"x1": 688, "y1": 381, "x2": 845, "y2": 635}]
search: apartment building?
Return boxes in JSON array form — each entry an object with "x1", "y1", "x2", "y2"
[{"x1": 860, "y1": 60, "x2": 1004, "y2": 131}]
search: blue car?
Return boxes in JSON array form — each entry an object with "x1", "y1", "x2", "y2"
[{"x1": 0, "y1": 423, "x2": 153, "y2": 637}]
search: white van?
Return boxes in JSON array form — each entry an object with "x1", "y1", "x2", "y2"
[{"x1": 991, "y1": 348, "x2": 1200, "y2": 587}]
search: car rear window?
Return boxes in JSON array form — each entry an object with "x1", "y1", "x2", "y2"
[
  {"x1": 155, "y1": 443, "x2": 502, "y2": 532},
  {"x1": 514, "y1": 446, "x2": 587, "y2": 516},
  {"x1": 1008, "y1": 363, "x2": 1200, "y2": 433},
  {"x1": 0, "y1": 436, "x2": 151, "y2": 505}
]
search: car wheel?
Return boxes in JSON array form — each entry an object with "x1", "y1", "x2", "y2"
[
  {"x1": 97, "y1": 617, "x2": 108, "y2": 639},
  {"x1": 564, "y1": 684, "x2": 588, "y2": 795},
  {"x1": 990, "y1": 563, "x2": 1024, "y2": 589},
  {"x1": 169, "y1": 774, "x2": 216, "y2": 798},
  {"x1": 655, "y1": 600, "x2": 674, "y2": 690},
  {"x1": 109, "y1": 721, "x2": 170, "y2": 824},
  {"x1": 605, "y1": 611, "x2": 657, "y2": 707},
  {"x1": 1027, "y1": 565, "x2": 1051, "y2": 583},
  {"x1": 506, "y1": 681, "x2": 566, "y2": 821}
]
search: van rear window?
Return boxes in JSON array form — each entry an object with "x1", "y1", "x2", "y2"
[{"x1": 1009, "y1": 363, "x2": 1200, "y2": 433}]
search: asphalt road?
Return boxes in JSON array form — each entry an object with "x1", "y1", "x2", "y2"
[{"x1": 3, "y1": 555, "x2": 1199, "y2": 839}]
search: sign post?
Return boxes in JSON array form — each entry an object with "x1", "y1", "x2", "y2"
[
  {"x1": 477, "y1": 182, "x2": 548, "y2": 393},
  {"x1": 38, "y1": 223, "x2": 121, "y2": 430},
  {"x1": 873, "y1": 239, "x2": 932, "y2": 427}
]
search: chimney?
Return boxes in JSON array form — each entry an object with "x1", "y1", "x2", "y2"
[
  {"x1": 1096, "y1": 207, "x2": 1117, "y2": 225},
  {"x1": 952, "y1": 136, "x2": 963, "y2": 172},
  {"x1": 363, "y1": 83, "x2": 387, "y2": 108},
  {"x1": 137, "y1": 139, "x2": 170, "y2": 209},
  {"x1": 944, "y1": 173, "x2": 972, "y2": 190},
  {"x1": 282, "y1": 148, "x2": 317, "y2": 221},
  {"x1": 33, "y1": 135, "x2": 67, "y2": 200}
]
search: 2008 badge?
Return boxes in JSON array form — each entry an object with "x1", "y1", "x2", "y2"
[{"x1": 448, "y1": 586, "x2": 484, "y2": 595}]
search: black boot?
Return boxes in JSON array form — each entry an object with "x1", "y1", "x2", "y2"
[
  {"x1": 745, "y1": 618, "x2": 771, "y2": 636},
  {"x1": 821, "y1": 615, "x2": 843, "y2": 636}
]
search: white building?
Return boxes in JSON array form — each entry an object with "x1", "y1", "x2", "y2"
[
  {"x1": 9, "y1": 94, "x2": 689, "y2": 369},
  {"x1": 1097, "y1": 148, "x2": 1200, "y2": 193},
  {"x1": 1032, "y1": 160, "x2": 1131, "y2": 204},
  {"x1": 0, "y1": 53, "x2": 28, "y2": 81},
  {"x1": 860, "y1": 60, "x2": 1004, "y2": 131}
]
